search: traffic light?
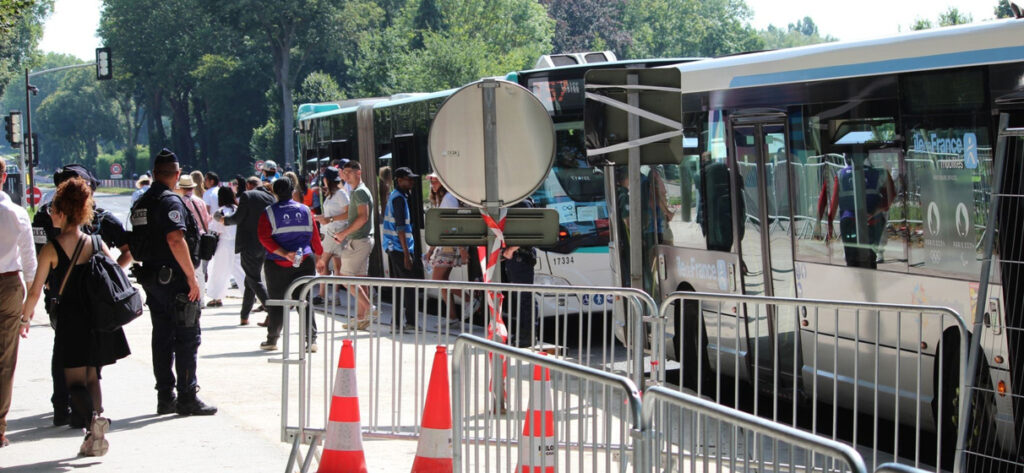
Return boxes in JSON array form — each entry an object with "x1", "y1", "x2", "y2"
[
  {"x1": 96, "y1": 47, "x2": 112, "y2": 81},
  {"x1": 4, "y1": 111, "x2": 22, "y2": 148},
  {"x1": 30, "y1": 133, "x2": 39, "y2": 166}
]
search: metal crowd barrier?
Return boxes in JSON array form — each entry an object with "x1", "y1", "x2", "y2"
[
  {"x1": 660, "y1": 292, "x2": 968, "y2": 473},
  {"x1": 873, "y1": 463, "x2": 933, "y2": 473},
  {"x1": 643, "y1": 385, "x2": 868, "y2": 473},
  {"x1": 453, "y1": 334, "x2": 645, "y2": 473},
  {"x1": 268, "y1": 276, "x2": 662, "y2": 453}
]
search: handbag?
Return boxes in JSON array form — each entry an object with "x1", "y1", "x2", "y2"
[
  {"x1": 45, "y1": 235, "x2": 87, "y2": 329},
  {"x1": 85, "y1": 235, "x2": 144, "y2": 332},
  {"x1": 186, "y1": 198, "x2": 219, "y2": 261}
]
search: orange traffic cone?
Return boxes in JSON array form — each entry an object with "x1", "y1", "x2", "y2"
[
  {"x1": 411, "y1": 346, "x2": 453, "y2": 473},
  {"x1": 317, "y1": 339, "x2": 368, "y2": 473},
  {"x1": 517, "y1": 359, "x2": 556, "y2": 473}
]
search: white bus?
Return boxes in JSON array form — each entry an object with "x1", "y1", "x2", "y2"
[
  {"x1": 296, "y1": 58, "x2": 694, "y2": 316},
  {"x1": 587, "y1": 18, "x2": 1024, "y2": 470}
]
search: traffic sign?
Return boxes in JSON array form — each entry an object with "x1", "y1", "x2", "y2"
[
  {"x1": 110, "y1": 162, "x2": 123, "y2": 179},
  {"x1": 26, "y1": 186, "x2": 41, "y2": 205},
  {"x1": 255, "y1": 160, "x2": 264, "y2": 172},
  {"x1": 428, "y1": 79, "x2": 554, "y2": 208}
]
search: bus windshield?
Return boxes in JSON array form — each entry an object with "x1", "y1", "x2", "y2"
[{"x1": 530, "y1": 121, "x2": 609, "y2": 254}]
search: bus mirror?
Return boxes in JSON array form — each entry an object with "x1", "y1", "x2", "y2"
[{"x1": 584, "y1": 68, "x2": 682, "y2": 166}]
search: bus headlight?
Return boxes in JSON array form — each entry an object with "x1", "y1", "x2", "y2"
[{"x1": 534, "y1": 274, "x2": 571, "y2": 287}]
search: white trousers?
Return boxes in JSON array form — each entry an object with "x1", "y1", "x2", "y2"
[{"x1": 207, "y1": 237, "x2": 245, "y2": 300}]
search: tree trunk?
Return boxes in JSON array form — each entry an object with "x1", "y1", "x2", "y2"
[
  {"x1": 148, "y1": 91, "x2": 167, "y2": 161},
  {"x1": 168, "y1": 93, "x2": 195, "y2": 169},
  {"x1": 279, "y1": 46, "x2": 295, "y2": 170},
  {"x1": 193, "y1": 96, "x2": 210, "y2": 172}
]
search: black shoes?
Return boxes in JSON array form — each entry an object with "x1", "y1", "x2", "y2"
[
  {"x1": 53, "y1": 407, "x2": 70, "y2": 427},
  {"x1": 157, "y1": 396, "x2": 178, "y2": 415},
  {"x1": 176, "y1": 396, "x2": 218, "y2": 416}
]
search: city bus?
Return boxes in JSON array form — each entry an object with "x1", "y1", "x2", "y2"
[
  {"x1": 295, "y1": 57, "x2": 696, "y2": 316},
  {"x1": 586, "y1": 19, "x2": 1024, "y2": 469}
]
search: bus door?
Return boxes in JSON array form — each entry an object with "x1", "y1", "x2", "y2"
[{"x1": 729, "y1": 116, "x2": 801, "y2": 395}]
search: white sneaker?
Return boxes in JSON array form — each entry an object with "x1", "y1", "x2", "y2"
[{"x1": 80, "y1": 417, "x2": 109, "y2": 457}]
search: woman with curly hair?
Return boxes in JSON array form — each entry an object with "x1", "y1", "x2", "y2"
[{"x1": 21, "y1": 177, "x2": 130, "y2": 457}]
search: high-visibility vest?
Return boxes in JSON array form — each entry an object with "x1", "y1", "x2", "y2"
[
  {"x1": 836, "y1": 166, "x2": 887, "y2": 224},
  {"x1": 264, "y1": 200, "x2": 313, "y2": 262},
  {"x1": 382, "y1": 189, "x2": 414, "y2": 252}
]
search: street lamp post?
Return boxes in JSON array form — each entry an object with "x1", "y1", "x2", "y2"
[{"x1": 24, "y1": 68, "x2": 37, "y2": 211}]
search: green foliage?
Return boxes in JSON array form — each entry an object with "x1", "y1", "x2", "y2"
[
  {"x1": 939, "y1": 7, "x2": 972, "y2": 26},
  {"x1": 759, "y1": 16, "x2": 836, "y2": 50},
  {"x1": 911, "y1": 7, "x2": 973, "y2": 31},
  {"x1": 543, "y1": 0, "x2": 630, "y2": 56},
  {"x1": 995, "y1": 0, "x2": 1014, "y2": 18},
  {"x1": 296, "y1": 71, "x2": 345, "y2": 105},
  {"x1": 0, "y1": 0, "x2": 50, "y2": 97},
  {"x1": 249, "y1": 117, "x2": 281, "y2": 166},
  {"x1": 622, "y1": 0, "x2": 762, "y2": 58},
  {"x1": 95, "y1": 145, "x2": 147, "y2": 179},
  {"x1": 34, "y1": 68, "x2": 119, "y2": 169}
]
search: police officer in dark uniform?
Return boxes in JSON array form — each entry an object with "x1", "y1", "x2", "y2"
[
  {"x1": 502, "y1": 197, "x2": 537, "y2": 348},
  {"x1": 32, "y1": 164, "x2": 133, "y2": 427},
  {"x1": 129, "y1": 149, "x2": 216, "y2": 416}
]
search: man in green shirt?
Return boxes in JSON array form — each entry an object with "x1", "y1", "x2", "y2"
[{"x1": 319, "y1": 160, "x2": 374, "y2": 329}]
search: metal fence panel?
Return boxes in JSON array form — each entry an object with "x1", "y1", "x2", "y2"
[
  {"x1": 268, "y1": 276, "x2": 662, "y2": 448},
  {"x1": 452, "y1": 334, "x2": 645, "y2": 473},
  {"x1": 660, "y1": 291, "x2": 968, "y2": 473},
  {"x1": 643, "y1": 385, "x2": 868, "y2": 473}
]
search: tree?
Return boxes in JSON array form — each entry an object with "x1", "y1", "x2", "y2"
[
  {"x1": 542, "y1": 0, "x2": 631, "y2": 56},
  {"x1": 0, "y1": 0, "x2": 51, "y2": 98},
  {"x1": 759, "y1": 16, "x2": 836, "y2": 50},
  {"x1": 295, "y1": 71, "x2": 345, "y2": 105},
  {"x1": 938, "y1": 7, "x2": 972, "y2": 26},
  {"x1": 995, "y1": 0, "x2": 1015, "y2": 18},
  {"x1": 910, "y1": 18, "x2": 933, "y2": 31},
  {"x1": 204, "y1": 0, "x2": 343, "y2": 170},
  {"x1": 34, "y1": 69, "x2": 118, "y2": 168},
  {"x1": 623, "y1": 0, "x2": 763, "y2": 58}
]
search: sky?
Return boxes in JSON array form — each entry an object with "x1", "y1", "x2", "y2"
[{"x1": 38, "y1": 0, "x2": 1003, "y2": 60}]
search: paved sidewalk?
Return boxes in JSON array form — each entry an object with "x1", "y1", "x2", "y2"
[{"x1": 3, "y1": 286, "x2": 416, "y2": 472}]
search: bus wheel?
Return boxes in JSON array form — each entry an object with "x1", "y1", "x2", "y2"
[
  {"x1": 673, "y1": 289, "x2": 714, "y2": 398},
  {"x1": 934, "y1": 331, "x2": 961, "y2": 470}
]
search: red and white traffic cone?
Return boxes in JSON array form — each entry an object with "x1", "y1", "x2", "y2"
[
  {"x1": 517, "y1": 360, "x2": 556, "y2": 473},
  {"x1": 317, "y1": 339, "x2": 367, "y2": 473},
  {"x1": 410, "y1": 346, "x2": 453, "y2": 473}
]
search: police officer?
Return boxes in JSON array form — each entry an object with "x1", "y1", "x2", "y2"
[
  {"x1": 382, "y1": 167, "x2": 423, "y2": 329},
  {"x1": 32, "y1": 164, "x2": 132, "y2": 427},
  {"x1": 502, "y1": 197, "x2": 537, "y2": 348},
  {"x1": 129, "y1": 149, "x2": 217, "y2": 416}
]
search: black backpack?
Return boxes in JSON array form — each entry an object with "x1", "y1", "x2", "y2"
[{"x1": 86, "y1": 235, "x2": 144, "y2": 332}]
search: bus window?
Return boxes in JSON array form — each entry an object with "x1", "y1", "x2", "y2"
[
  {"x1": 901, "y1": 68, "x2": 990, "y2": 278},
  {"x1": 532, "y1": 124, "x2": 609, "y2": 254},
  {"x1": 661, "y1": 154, "x2": 706, "y2": 249}
]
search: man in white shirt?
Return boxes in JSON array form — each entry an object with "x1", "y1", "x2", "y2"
[{"x1": 0, "y1": 159, "x2": 37, "y2": 447}]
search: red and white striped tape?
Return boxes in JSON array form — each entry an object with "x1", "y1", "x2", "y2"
[{"x1": 478, "y1": 209, "x2": 508, "y2": 343}]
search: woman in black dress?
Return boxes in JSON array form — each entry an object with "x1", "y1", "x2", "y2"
[{"x1": 21, "y1": 177, "x2": 130, "y2": 457}]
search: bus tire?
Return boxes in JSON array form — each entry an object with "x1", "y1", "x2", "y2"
[{"x1": 673, "y1": 285, "x2": 714, "y2": 397}]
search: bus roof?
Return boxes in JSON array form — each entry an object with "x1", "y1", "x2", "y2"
[
  {"x1": 670, "y1": 19, "x2": 1024, "y2": 94},
  {"x1": 297, "y1": 88, "x2": 457, "y2": 122},
  {"x1": 510, "y1": 57, "x2": 702, "y2": 80}
]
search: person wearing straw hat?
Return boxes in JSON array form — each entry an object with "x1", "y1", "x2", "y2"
[
  {"x1": 176, "y1": 174, "x2": 211, "y2": 305},
  {"x1": 131, "y1": 175, "x2": 151, "y2": 206}
]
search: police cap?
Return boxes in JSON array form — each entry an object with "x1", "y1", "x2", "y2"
[{"x1": 154, "y1": 148, "x2": 178, "y2": 166}]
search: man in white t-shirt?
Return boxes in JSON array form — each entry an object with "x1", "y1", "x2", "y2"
[{"x1": 203, "y1": 172, "x2": 221, "y2": 215}]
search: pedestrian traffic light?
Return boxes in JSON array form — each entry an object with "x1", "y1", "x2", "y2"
[
  {"x1": 30, "y1": 133, "x2": 39, "y2": 166},
  {"x1": 4, "y1": 111, "x2": 22, "y2": 148},
  {"x1": 96, "y1": 47, "x2": 112, "y2": 81}
]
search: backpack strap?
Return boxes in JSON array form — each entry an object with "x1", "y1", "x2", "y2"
[
  {"x1": 91, "y1": 234, "x2": 102, "y2": 255},
  {"x1": 56, "y1": 235, "x2": 87, "y2": 299}
]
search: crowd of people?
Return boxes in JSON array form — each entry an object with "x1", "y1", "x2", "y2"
[{"x1": 0, "y1": 150, "x2": 533, "y2": 457}]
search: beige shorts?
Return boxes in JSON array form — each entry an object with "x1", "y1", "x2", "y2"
[
  {"x1": 338, "y1": 237, "x2": 374, "y2": 276},
  {"x1": 321, "y1": 232, "x2": 345, "y2": 257}
]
